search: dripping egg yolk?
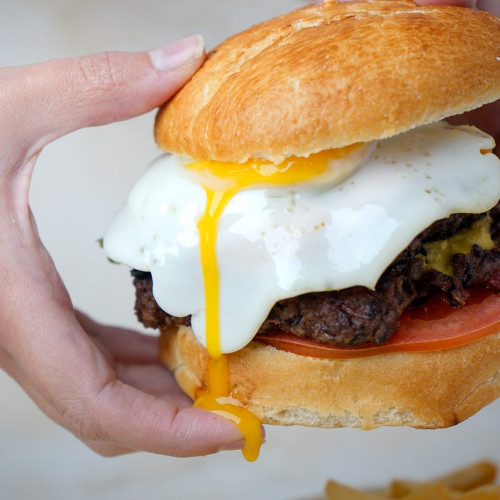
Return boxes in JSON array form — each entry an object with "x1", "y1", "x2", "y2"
[{"x1": 184, "y1": 144, "x2": 369, "y2": 461}]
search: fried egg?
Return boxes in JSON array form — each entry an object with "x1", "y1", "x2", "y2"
[{"x1": 104, "y1": 122, "x2": 500, "y2": 355}]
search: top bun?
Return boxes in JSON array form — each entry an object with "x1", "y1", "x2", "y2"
[{"x1": 155, "y1": 0, "x2": 500, "y2": 163}]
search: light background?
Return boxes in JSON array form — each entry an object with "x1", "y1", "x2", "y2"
[{"x1": 1, "y1": 1, "x2": 499, "y2": 499}]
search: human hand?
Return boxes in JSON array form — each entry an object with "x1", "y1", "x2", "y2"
[{"x1": 0, "y1": 35, "x2": 245, "y2": 457}]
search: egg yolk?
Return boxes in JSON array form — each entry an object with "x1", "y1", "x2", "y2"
[{"x1": 186, "y1": 145, "x2": 364, "y2": 461}]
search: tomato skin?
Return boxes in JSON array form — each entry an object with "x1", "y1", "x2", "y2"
[{"x1": 255, "y1": 289, "x2": 500, "y2": 359}]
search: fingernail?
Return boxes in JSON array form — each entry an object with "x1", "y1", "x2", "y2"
[{"x1": 149, "y1": 34, "x2": 205, "y2": 72}]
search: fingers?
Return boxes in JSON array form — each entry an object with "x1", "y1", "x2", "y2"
[
  {"x1": 86, "y1": 380, "x2": 243, "y2": 457},
  {"x1": 74, "y1": 313, "x2": 243, "y2": 455},
  {"x1": 4, "y1": 303, "x2": 243, "y2": 457},
  {"x1": 478, "y1": 0, "x2": 500, "y2": 15},
  {"x1": 0, "y1": 35, "x2": 205, "y2": 168},
  {"x1": 114, "y1": 363, "x2": 191, "y2": 403},
  {"x1": 0, "y1": 31, "x2": 245, "y2": 459},
  {"x1": 76, "y1": 311, "x2": 159, "y2": 364}
]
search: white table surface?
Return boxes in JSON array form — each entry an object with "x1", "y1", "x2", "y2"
[{"x1": 1, "y1": 1, "x2": 499, "y2": 499}]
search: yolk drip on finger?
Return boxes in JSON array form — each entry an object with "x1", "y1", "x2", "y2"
[
  {"x1": 186, "y1": 145, "x2": 364, "y2": 461},
  {"x1": 193, "y1": 356, "x2": 262, "y2": 461},
  {"x1": 194, "y1": 186, "x2": 263, "y2": 461}
]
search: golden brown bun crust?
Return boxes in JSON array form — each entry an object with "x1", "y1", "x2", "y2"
[
  {"x1": 160, "y1": 325, "x2": 500, "y2": 429},
  {"x1": 155, "y1": 0, "x2": 500, "y2": 163}
]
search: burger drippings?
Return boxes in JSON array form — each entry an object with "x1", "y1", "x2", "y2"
[
  {"x1": 192, "y1": 174, "x2": 262, "y2": 462},
  {"x1": 192, "y1": 356, "x2": 262, "y2": 462},
  {"x1": 183, "y1": 145, "x2": 367, "y2": 461}
]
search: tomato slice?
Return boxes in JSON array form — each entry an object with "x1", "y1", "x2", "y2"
[{"x1": 255, "y1": 288, "x2": 500, "y2": 359}]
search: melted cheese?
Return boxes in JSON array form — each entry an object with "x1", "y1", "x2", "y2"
[
  {"x1": 420, "y1": 215, "x2": 494, "y2": 276},
  {"x1": 104, "y1": 122, "x2": 500, "y2": 461}
]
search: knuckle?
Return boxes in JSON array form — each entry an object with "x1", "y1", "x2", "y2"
[
  {"x1": 71, "y1": 52, "x2": 124, "y2": 96},
  {"x1": 57, "y1": 390, "x2": 114, "y2": 446},
  {"x1": 58, "y1": 403, "x2": 100, "y2": 442}
]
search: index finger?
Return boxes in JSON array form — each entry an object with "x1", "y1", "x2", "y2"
[{"x1": 0, "y1": 36, "x2": 205, "y2": 169}]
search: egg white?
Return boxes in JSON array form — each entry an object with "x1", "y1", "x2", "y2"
[{"x1": 104, "y1": 122, "x2": 500, "y2": 353}]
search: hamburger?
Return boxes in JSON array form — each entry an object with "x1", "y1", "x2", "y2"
[{"x1": 104, "y1": 0, "x2": 500, "y2": 460}]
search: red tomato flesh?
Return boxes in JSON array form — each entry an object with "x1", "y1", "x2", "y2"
[{"x1": 255, "y1": 288, "x2": 500, "y2": 359}]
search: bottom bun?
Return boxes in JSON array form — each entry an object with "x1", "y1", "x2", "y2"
[{"x1": 159, "y1": 325, "x2": 500, "y2": 429}]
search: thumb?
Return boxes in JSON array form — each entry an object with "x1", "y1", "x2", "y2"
[{"x1": 0, "y1": 34, "x2": 205, "y2": 164}]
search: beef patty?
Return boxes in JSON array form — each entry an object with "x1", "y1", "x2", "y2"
[{"x1": 132, "y1": 200, "x2": 500, "y2": 347}]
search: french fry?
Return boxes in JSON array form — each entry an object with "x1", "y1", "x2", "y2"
[
  {"x1": 389, "y1": 462, "x2": 497, "y2": 498},
  {"x1": 402, "y1": 482, "x2": 452, "y2": 500},
  {"x1": 325, "y1": 480, "x2": 386, "y2": 500},
  {"x1": 438, "y1": 462, "x2": 497, "y2": 493},
  {"x1": 389, "y1": 480, "x2": 425, "y2": 498},
  {"x1": 455, "y1": 485, "x2": 500, "y2": 500},
  {"x1": 322, "y1": 462, "x2": 499, "y2": 500}
]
